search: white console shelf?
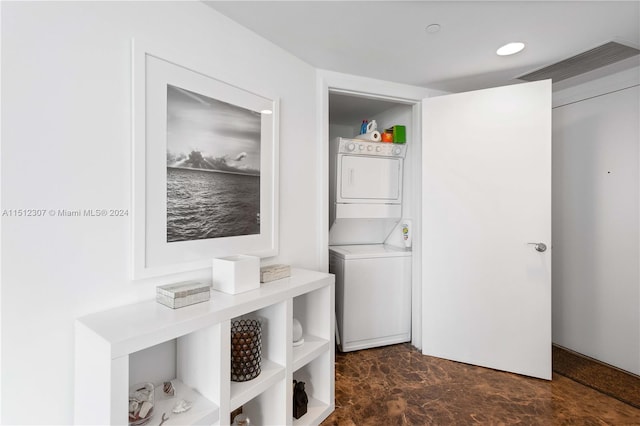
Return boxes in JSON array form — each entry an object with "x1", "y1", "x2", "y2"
[{"x1": 75, "y1": 268, "x2": 335, "y2": 426}]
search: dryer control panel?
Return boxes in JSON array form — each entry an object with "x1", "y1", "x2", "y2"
[{"x1": 338, "y1": 138, "x2": 406, "y2": 158}]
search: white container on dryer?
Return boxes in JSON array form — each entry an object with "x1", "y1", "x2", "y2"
[{"x1": 329, "y1": 244, "x2": 411, "y2": 352}]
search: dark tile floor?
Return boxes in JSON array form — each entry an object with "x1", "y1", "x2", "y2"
[{"x1": 321, "y1": 343, "x2": 640, "y2": 425}]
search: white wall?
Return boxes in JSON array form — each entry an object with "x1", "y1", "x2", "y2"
[
  {"x1": 328, "y1": 123, "x2": 357, "y2": 145},
  {"x1": 1, "y1": 2, "x2": 318, "y2": 424},
  {"x1": 552, "y1": 67, "x2": 640, "y2": 374}
]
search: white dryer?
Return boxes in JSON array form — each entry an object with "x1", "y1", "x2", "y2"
[
  {"x1": 329, "y1": 137, "x2": 407, "y2": 245},
  {"x1": 329, "y1": 244, "x2": 411, "y2": 352}
]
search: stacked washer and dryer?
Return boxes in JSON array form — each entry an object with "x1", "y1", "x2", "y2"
[{"x1": 329, "y1": 137, "x2": 412, "y2": 352}]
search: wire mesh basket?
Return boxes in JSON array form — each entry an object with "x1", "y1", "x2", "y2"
[{"x1": 231, "y1": 317, "x2": 263, "y2": 382}]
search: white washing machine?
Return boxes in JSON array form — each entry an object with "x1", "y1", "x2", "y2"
[{"x1": 329, "y1": 244, "x2": 411, "y2": 352}]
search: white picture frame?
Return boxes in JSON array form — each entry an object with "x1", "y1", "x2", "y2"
[{"x1": 131, "y1": 40, "x2": 279, "y2": 279}]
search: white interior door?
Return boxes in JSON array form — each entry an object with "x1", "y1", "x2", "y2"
[{"x1": 421, "y1": 80, "x2": 552, "y2": 380}]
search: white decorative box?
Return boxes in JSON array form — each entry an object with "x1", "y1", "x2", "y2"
[
  {"x1": 156, "y1": 281, "x2": 210, "y2": 309},
  {"x1": 260, "y1": 264, "x2": 291, "y2": 283},
  {"x1": 212, "y1": 255, "x2": 260, "y2": 294}
]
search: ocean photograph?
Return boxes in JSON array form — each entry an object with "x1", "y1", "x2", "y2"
[{"x1": 166, "y1": 84, "x2": 261, "y2": 243}]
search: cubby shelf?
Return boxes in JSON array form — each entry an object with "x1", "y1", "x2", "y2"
[
  {"x1": 147, "y1": 379, "x2": 218, "y2": 426},
  {"x1": 292, "y1": 345, "x2": 332, "y2": 426},
  {"x1": 293, "y1": 397, "x2": 332, "y2": 426},
  {"x1": 74, "y1": 268, "x2": 335, "y2": 426},
  {"x1": 229, "y1": 359, "x2": 285, "y2": 411},
  {"x1": 293, "y1": 335, "x2": 330, "y2": 371}
]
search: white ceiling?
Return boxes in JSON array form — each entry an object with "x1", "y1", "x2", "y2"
[{"x1": 206, "y1": 1, "x2": 640, "y2": 93}]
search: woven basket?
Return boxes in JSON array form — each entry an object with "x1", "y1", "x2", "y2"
[{"x1": 231, "y1": 318, "x2": 263, "y2": 382}]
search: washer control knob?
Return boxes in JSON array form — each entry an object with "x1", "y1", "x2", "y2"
[
  {"x1": 376, "y1": 146, "x2": 382, "y2": 152},
  {"x1": 393, "y1": 147, "x2": 402, "y2": 155},
  {"x1": 346, "y1": 143, "x2": 355, "y2": 151},
  {"x1": 359, "y1": 144, "x2": 365, "y2": 150},
  {"x1": 367, "y1": 145, "x2": 373, "y2": 151}
]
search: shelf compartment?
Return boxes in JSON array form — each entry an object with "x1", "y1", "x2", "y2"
[
  {"x1": 241, "y1": 378, "x2": 287, "y2": 425},
  {"x1": 293, "y1": 350, "x2": 333, "y2": 425},
  {"x1": 293, "y1": 286, "x2": 332, "y2": 343},
  {"x1": 147, "y1": 379, "x2": 219, "y2": 426},
  {"x1": 293, "y1": 396, "x2": 332, "y2": 426},
  {"x1": 251, "y1": 300, "x2": 288, "y2": 367},
  {"x1": 229, "y1": 358, "x2": 285, "y2": 411},
  {"x1": 293, "y1": 334, "x2": 330, "y2": 371}
]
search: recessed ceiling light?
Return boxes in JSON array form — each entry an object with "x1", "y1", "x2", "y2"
[
  {"x1": 497, "y1": 42, "x2": 525, "y2": 56},
  {"x1": 425, "y1": 24, "x2": 441, "y2": 34}
]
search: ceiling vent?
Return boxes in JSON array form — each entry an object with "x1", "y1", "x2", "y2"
[{"x1": 517, "y1": 41, "x2": 640, "y2": 83}]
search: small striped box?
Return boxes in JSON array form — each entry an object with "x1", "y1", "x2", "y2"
[
  {"x1": 156, "y1": 281, "x2": 210, "y2": 309},
  {"x1": 260, "y1": 264, "x2": 291, "y2": 283}
]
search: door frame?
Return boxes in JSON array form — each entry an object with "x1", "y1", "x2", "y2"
[{"x1": 317, "y1": 69, "x2": 442, "y2": 349}]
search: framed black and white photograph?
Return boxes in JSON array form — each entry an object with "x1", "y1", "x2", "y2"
[
  {"x1": 132, "y1": 40, "x2": 279, "y2": 279},
  {"x1": 166, "y1": 84, "x2": 262, "y2": 242}
]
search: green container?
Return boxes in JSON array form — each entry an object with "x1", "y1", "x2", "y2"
[{"x1": 386, "y1": 125, "x2": 406, "y2": 144}]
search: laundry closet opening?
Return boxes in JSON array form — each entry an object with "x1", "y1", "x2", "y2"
[{"x1": 327, "y1": 90, "x2": 417, "y2": 352}]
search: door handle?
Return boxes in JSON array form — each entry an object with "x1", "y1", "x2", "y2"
[{"x1": 527, "y1": 242, "x2": 547, "y2": 252}]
